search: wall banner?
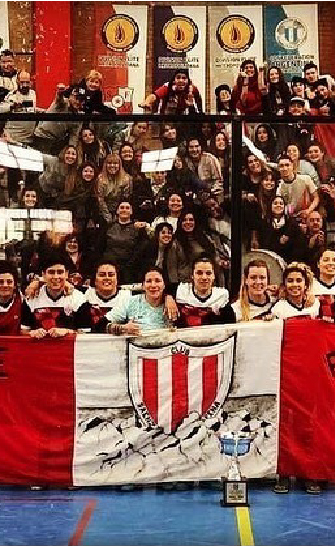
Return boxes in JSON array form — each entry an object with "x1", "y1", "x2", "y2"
[
  {"x1": 209, "y1": 5, "x2": 263, "y2": 112},
  {"x1": 94, "y1": 4, "x2": 147, "y2": 113},
  {"x1": 0, "y1": 3, "x2": 9, "y2": 50},
  {"x1": 264, "y1": 4, "x2": 319, "y2": 82},
  {"x1": 153, "y1": 6, "x2": 206, "y2": 103}
]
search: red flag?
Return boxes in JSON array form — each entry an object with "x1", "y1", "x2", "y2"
[
  {"x1": 279, "y1": 318, "x2": 335, "y2": 480},
  {"x1": 0, "y1": 336, "x2": 75, "y2": 486}
]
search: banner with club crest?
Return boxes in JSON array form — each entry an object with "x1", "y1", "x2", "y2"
[
  {"x1": 93, "y1": 4, "x2": 147, "y2": 113},
  {"x1": 153, "y1": 5, "x2": 206, "y2": 105},
  {"x1": 264, "y1": 4, "x2": 319, "y2": 82},
  {"x1": 209, "y1": 5, "x2": 263, "y2": 112}
]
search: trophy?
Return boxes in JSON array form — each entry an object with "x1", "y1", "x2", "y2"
[{"x1": 219, "y1": 433, "x2": 252, "y2": 507}]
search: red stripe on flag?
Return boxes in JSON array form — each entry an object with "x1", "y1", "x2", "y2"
[
  {"x1": 142, "y1": 359, "x2": 158, "y2": 424},
  {"x1": 171, "y1": 354, "x2": 188, "y2": 432},
  {"x1": 202, "y1": 355, "x2": 218, "y2": 414},
  {"x1": 0, "y1": 336, "x2": 75, "y2": 486}
]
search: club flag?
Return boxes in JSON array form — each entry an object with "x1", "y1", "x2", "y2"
[{"x1": 0, "y1": 320, "x2": 334, "y2": 486}]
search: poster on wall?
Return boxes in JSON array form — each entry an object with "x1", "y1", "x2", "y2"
[
  {"x1": 153, "y1": 6, "x2": 206, "y2": 104},
  {"x1": 0, "y1": 3, "x2": 9, "y2": 50},
  {"x1": 209, "y1": 5, "x2": 263, "y2": 113},
  {"x1": 264, "y1": 4, "x2": 319, "y2": 82},
  {"x1": 94, "y1": 4, "x2": 147, "y2": 113}
]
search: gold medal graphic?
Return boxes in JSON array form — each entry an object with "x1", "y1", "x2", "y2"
[
  {"x1": 162, "y1": 16, "x2": 198, "y2": 53},
  {"x1": 102, "y1": 15, "x2": 139, "y2": 52},
  {"x1": 216, "y1": 15, "x2": 255, "y2": 53}
]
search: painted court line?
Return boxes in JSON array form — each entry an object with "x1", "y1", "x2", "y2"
[
  {"x1": 68, "y1": 499, "x2": 96, "y2": 546},
  {"x1": 235, "y1": 507, "x2": 255, "y2": 546}
]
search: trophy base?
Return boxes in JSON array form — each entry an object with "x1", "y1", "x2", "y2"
[{"x1": 221, "y1": 479, "x2": 249, "y2": 507}]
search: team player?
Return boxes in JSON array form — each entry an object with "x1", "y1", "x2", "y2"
[
  {"x1": 313, "y1": 248, "x2": 335, "y2": 295},
  {"x1": 176, "y1": 256, "x2": 235, "y2": 327},
  {"x1": 232, "y1": 260, "x2": 274, "y2": 321},
  {"x1": 21, "y1": 253, "x2": 87, "y2": 338},
  {"x1": 82, "y1": 261, "x2": 131, "y2": 331},
  {"x1": 271, "y1": 262, "x2": 319, "y2": 320},
  {"x1": 0, "y1": 261, "x2": 22, "y2": 334}
]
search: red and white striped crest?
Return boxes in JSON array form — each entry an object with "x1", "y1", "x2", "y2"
[{"x1": 128, "y1": 336, "x2": 235, "y2": 434}]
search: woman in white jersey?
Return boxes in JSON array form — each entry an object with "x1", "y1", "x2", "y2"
[
  {"x1": 271, "y1": 262, "x2": 319, "y2": 319},
  {"x1": 232, "y1": 260, "x2": 274, "y2": 321}
]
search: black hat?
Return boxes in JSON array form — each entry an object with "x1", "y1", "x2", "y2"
[
  {"x1": 291, "y1": 76, "x2": 306, "y2": 86},
  {"x1": 215, "y1": 84, "x2": 231, "y2": 96},
  {"x1": 316, "y1": 77, "x2": 328, "y2": 88}
]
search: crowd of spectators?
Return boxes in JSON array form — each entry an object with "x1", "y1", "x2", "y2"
[{"x1": 0, "y1": 50, "x2": 335, "y2": 338}]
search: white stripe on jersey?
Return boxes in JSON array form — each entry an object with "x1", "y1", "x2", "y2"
[
  {"x1": 26, "y1": 285, "x2": 85, "y2": 312},
  {"x1": 85, "y1": 287, "x2": 131, "y2": 308},
  {"x1": 313, "y1": 278, "x2": 335, "y2": 296},
  {"x1": 176, "y1": 283, "x2": 229, "y2": 310}
]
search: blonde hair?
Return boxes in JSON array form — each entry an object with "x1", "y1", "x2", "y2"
[
  {"x1": 239, "y1": 260, "x2": 270, "y2": 321},
  {"x1": 86, "y1": 69, "x2": 103, "y2": 83},
  {"x1": 281, "y1": 261, "x2": 315, "y2": 306}
]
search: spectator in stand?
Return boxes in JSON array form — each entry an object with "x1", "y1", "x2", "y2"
[
  {"x1": 262, "y1": 66, "x2": 291, "y2": 116},
  {"x1": 150, "y1": 170, "x2": 169, "y2": 205},
  {"x1": 140, "y1": 69, "x2": 203, "y2": 115},
  {"x1": 231, "y1": 59, "x2": 262, "y2": 114},
  {"x1": 215, "y1": 84, "x2": 234, "y2": 115},
  {"x1": 151, "y1": 192, "x2": 184, "y2": 234},
  {"x1": 175, "y1": 255, "x2": 235, "y2": 328},
  {"x1": 277, "y1": 154, "x2": 319, "y2": 218},
  {"x1": 119, "y1": 143, "x2": 138, "y2": 177},
  {"x1": 145, "y1": 222, "x2": 189, "y2": 292},
  {"x1": 123, "y1": 121, "x2": 149, "y2": 152},
  {"x1": 309, "y1": 78, "x2": 335, "y2": 116},
  {"x1": 209, "y1": 130, "x2": 230, "y2": 194},
  {"x1": 21, "y1": 252, "x2": 87, "y2": 338},
  {"x1": 61, "y1": 233, "x2": 89, "y2": 288},
  {"x1": 291, "y1": 76, "x2": 310, "y2": 112},
  {"x1": 185, "y1": 137, "x2": 222, "y2": 202},
  {"x1": 159, "y1": 122, "x2": 179, "y2": 149},
  {"x1": 257, "y1": 171, "x2": 278, "y2": 221},
  {"x1": 232, "y1": 260, "x2": 274, "y2": 321},
  {"x1": 97, "y1": 153, "x2": 132, "y2": 224},
  {"x1": 76, "y1": 126, "x2": 108, "y2": 169},
  {"x1": 2, "y1": 71, "x2": 37, "y2": 145},
  {"x1": 0, "y1": 50, "x2": 17, "y2": 103},
  {"x1": 258, "y1": 195, "x2": 307, "y2": 263},
  {"x1": 307, "y1": 142, "x2": 335, "y2": 183},
  {"x1": 286, "y1": 142, "x2": 320, "y2": 187},
  {"x1": 304, "y1": 62, "x2": 335, "y2": 96},
  {"x1": 175, "y1": 209, "x2": 222, "y2": 285},
  {"x1": 165, "y1": 153, "x2": 201, "y2": 200},
  {"x1": 38, "y1": 144, "x2": 79, "y2": 209},
  {"x1": 254, "y1": 124, "x2": 277, "y2": 162},
  {"x1": 101, "y1": 267, "x2": 169, "y2": 335},
  {"x1": 204, "y1": 198, "x2": 231, "y2": 287},
  {"x1": 76, "y1": 69, "x2": 115, "y2": 116},
  {"x1": 303, "y1": 210, "x2": 326, "y2": 268},
  {"x1": 82, "y1": 261, "x2": 131, "y2": 331},
  {"x1": 103, "y1": 200, "x2": 150, "y2": 284},
  {"x1": 313, "y1": 247, "x2": 335, "y2": 295},
  {"x1": 33, "y1": 83, "x2": 84, "y2": 155},
  {"x1": 241, "y1": 153, "x2": 268, "y2": 249},
  {"x1": 271, "y1": 261, "x2": 319, "y2": 319},
  {"x1": 199, "y1": 123, "x2": 216, "y2": 152},
  {"x1": 0, "y1": 261, "x2": 22, "y2": 334}
]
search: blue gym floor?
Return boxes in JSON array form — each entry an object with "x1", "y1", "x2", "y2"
[{"x1": 0, "y1": 485, "x2": 334, "y2": 546}]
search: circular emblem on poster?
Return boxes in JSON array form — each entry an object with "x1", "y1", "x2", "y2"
[
  {"x1": 216, "y1": 15, "x2": 255, "y2": 53},
  {"x1": 102, "y1": 14, "x2": 139, "y2": 52},
  {"x1": 275, "y1": 18, "x2": 307, "y2": 50},
  {"x1": 162, "y1": 16, "x2": 198, "y2": 53}
]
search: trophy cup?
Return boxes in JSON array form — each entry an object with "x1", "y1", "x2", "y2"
[{"x1": 219, "y1": 433, "x2": 252, "y2": 507}]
